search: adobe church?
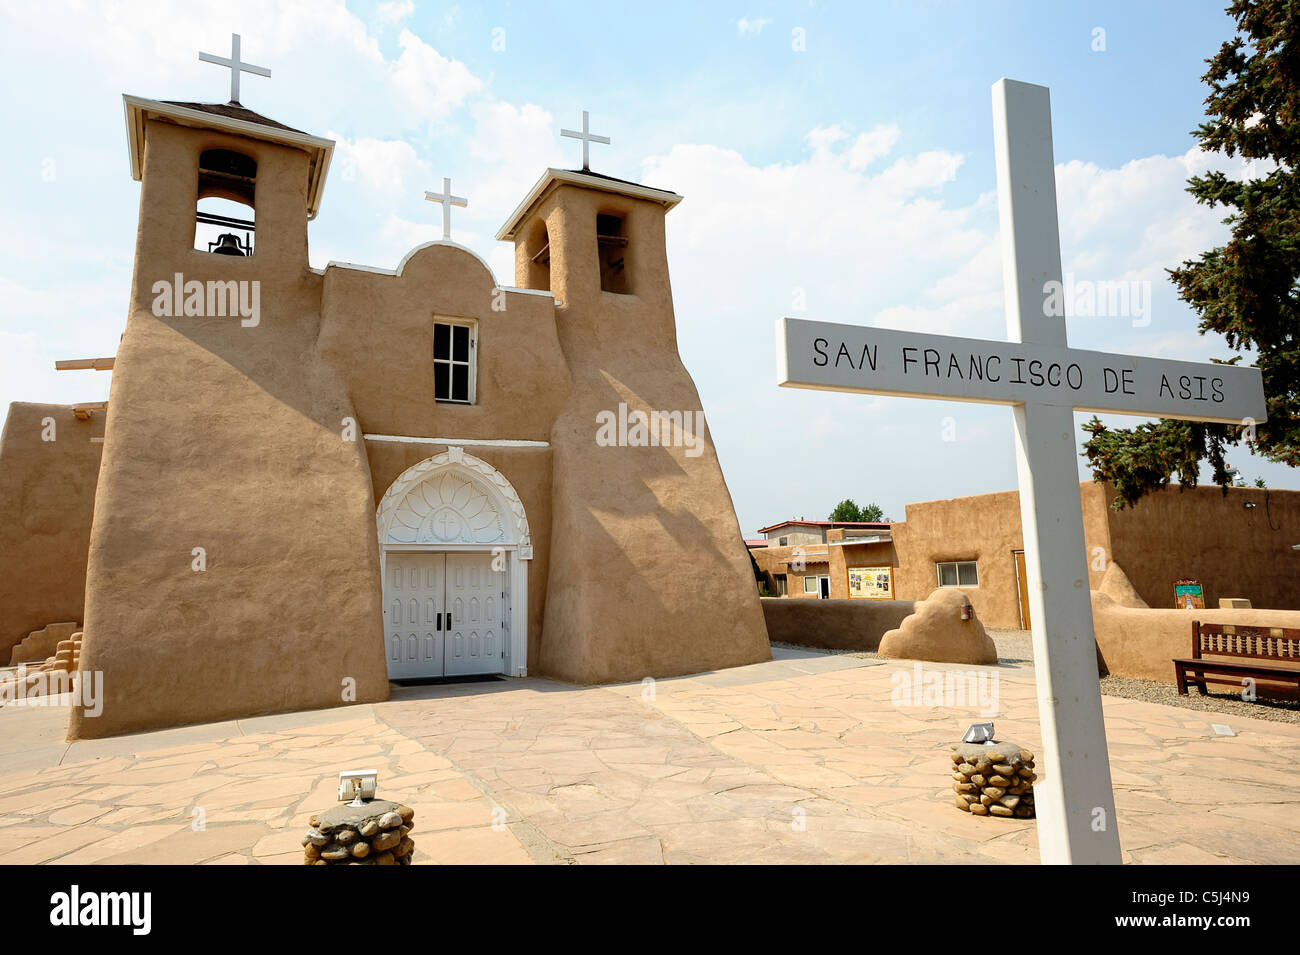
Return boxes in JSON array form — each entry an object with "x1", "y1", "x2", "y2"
[{"x1": 0, "y1": 43, "x2": 770, "y2": 739}]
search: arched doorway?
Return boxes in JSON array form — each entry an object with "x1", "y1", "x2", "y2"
[{"x1": 376, "y1": 447, "x2": 532, "y2": 680}]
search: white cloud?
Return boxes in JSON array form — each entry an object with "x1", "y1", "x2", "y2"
[
  {"x1": 330, "y1": 135, "x2": 431, "y2": 198},
  {"x1": 848, "y1": 124, "x2": 900, "y2": 170},
  {"x1": 376, "y1": 0, "x2": 414, "y2": 25},
  {"x1": 389, "y1": 29, "x2": 482, "y2": 118},
  {"x1": 642, "y1": 123, "x2": 1258, "y2": 531},
  {"x1": 737, "y1": 17, "x2": 771, "y2": 35},
  {"x1": 465, "y1": 101, "x2": 566, "y2": 220}
]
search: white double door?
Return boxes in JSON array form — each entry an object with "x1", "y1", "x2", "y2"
[{"x1": 384, "y1": 552, "x2": 505, "y2": 679}]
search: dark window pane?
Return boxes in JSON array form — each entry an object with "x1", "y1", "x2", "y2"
[
  {"x1": 452, "y1": 364, "x2": 469, "y2": 401},
  {"x1": 433, "y1": 323, "x2": 449, "y2": 359},
  {"x1": 434, "y1": 362, "x2": 449, "y2": 400},
  {"x1": 453, "y1": 324, "x2": 469, "y2": 362}
]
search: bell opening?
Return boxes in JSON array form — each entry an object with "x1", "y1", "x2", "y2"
[{"x1": 195, "y1": 196, "x2": 255, "y2": 256}]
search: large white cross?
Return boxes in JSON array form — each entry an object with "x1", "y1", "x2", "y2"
[
  {"x1": 199, "y1": 33, "x2": 271, "y2": 105},
  {"x1": 776, "y1": 79, "x2": 1267, "y2": 865},
  {"x1": 560, "y1": 110, "x2": 610, "y2": 171},
  {"x1": 424, "y1": 178, "x2": 468, "y2": 241}
]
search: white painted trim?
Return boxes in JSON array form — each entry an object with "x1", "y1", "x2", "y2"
[
  {"x1": 122, "y1": 94, "x2": 335, "y2": 218},
  {"x1": 496, "y1": 167, "x2": 683, "y2": 241},
  {"x1": 376, "y1": 448, "x2": 532, "y2": 679},
  {"x1": 325, "y1": 240, "x2": 498, "y2": 284},
  {"x1": 364, "y1": 434, "x2": 549, "y2": 448},
  {"x1": 499, "y1": 286, "x2": 559, "y2": 300},
  {"x1": 432, "y1": 316, "x2": 478, "y2": 405}
]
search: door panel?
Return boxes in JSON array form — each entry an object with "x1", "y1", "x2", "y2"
[
  {"x1": 445, "y1": 553, "x2": 505, "y2": 676},
  {"x1": 384, "y1": 553, "x2": 445, "y2": 679},
  {"x1": 1014, "y1": 550, "x2": 1031, "y2": 630}
]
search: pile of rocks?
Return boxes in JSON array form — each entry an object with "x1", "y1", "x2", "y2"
[
  {"x1": 303, "y1": 800, "x2": 415, "y2": 865},
  {"x1": 950, "y1": 742, "x2": 1036, "y2": 818}
]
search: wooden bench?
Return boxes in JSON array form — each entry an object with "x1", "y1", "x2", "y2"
[{"x1": 1173, "y1": 621, "x2": 1300, "y2": 697}]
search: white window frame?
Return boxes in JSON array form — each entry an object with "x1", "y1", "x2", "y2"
[
  {"x1": 433, "y1": 317, "x2": 477, "y2": 405},
  {"x1": 804, "y1": 574, "x2": 830, "y2": 597},
  {"x1": 936, "y1": 560, "x2": 978, "y2": 588}
]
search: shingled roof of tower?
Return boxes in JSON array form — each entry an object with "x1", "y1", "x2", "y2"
[
  {"x1": 162, "y1": 101, "x2": 305, "y2": 135},
  {"x1": 564, "y1": 168, "x2": 678, "y2": 196}
]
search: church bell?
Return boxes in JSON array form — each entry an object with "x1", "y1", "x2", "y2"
[{"x1": 212, "y1": 233, "x2": 246, "y2": 256}]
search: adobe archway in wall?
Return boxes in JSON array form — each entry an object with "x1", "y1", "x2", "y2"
[{"x1": 376, "y1": 447, "x2": 532, "y2": 677}]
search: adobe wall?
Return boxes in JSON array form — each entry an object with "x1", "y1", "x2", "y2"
[
  {"x1": 890, "y1": 483, "x2": 1118, "y2": 628},
  {"x1": 319, "y1": 244, "x2": 572, "y2": 677},
  {"x1": 525, "y1": 184, "x2": 770, "y2": 682},
  {"x1": 1092, "y1": 592, "x2": 1300, "y2": 684},
  {"x1": 750, "y1": 542, "x2": 830, "y2": 597},
  {"x1": 891, "y1": 489, "x2": 1026, "y2": 627},
  {"x1": 761, "y1": 597, "x2": 915, "y2": 651},
  {"x1": 319, "y1": 244, "x2": 570, "y2": 443},
  {"x1": 70, "y1": 121, "x2": 389, "y2": 739},
  {"x1": 0, "y1": 403, "x2": 104, "y2": 657},
  {"x1": 828, "y1": 540, "x2": 900, "y2": 599},
  {"x1": 363, "y1": 440, "x2": 553, "y2": 673},
  {"x1": 1105, "y1": 483, "x2": 1300, "y2": 611}
]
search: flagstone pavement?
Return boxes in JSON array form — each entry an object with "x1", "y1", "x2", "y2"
[{"x1": 1, "y1": 648, "x2": 1297, "y2": 864}]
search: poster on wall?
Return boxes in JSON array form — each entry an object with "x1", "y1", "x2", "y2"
[
  {"x1": 1174, "y1": 579, "x2": 1205, "y2": 610},
  {"x1": 848, "y1": 566, "x2": 894, "y2": 600}
]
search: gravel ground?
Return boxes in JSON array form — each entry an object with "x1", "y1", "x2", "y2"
[
  {"x1": 1098, "y1": 674, "x2": 1300, "y2": 723},
  {"x1": 772, "y1": 627, "x2": 1300, "y2": 725}
]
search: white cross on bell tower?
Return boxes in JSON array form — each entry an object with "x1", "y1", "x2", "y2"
[
  {"x1": 560, "y1": 110, "x2": 610, "y2": 171},
  {"x1": 199, "y1": 33, "x2": 272, "y2": 105},
  {"x1": 424, "y1": 178, "x2": 468, "y2": 241}
]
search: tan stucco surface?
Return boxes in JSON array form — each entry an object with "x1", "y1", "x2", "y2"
[
  {"x1": 878, "y1": 588, "x2": 998, "y2": 665},
  {"x1": 46, "y1": 106, "x2": 770, "y2": 737},
  {"x1": 522, "y1": 185, "x2": 770, "y2": 682},
  {"x1": 1104, "y1": 483, "x2": 1300, "y2": 612},
  {"x1": 70, "y1": 122, "x2": 389, "y2": 739},
  {"x1": 1096, "y1": 561, "x2": 1149, "y2": 609},
  {"x1": 1091, "y1": 592, "x2": 1300, "y2": 684},
  {"x1": 888, "y1": 482, "x2": 1300, "y2": 628},
  {"x1": 891, "y1": 489, "x2": 1027, "y2": 628},
  {"x1": 0, "y1": 403, "x2": 103, "y2": 658},
  {"x1": 760, "y1": 597, "x2": 915, "y2": 651}
]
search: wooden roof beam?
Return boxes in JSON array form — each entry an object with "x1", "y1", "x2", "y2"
[
  {"x1": 72, "y1": 402, "x2": 108, "y2": 421},
  {"x1": 56, "y1": 358, "x2": 115, "y2": 371}
]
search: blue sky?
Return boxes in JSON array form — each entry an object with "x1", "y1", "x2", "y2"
[{"x1": 1, "y1": 0, "x2": 1289, "y2": 535}]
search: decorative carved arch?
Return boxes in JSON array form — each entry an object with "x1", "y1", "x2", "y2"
[{"x1": 376, "y1": 447, "x2": 532, "y2": 558}]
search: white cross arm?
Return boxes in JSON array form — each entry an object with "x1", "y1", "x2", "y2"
[
  {"x1": 777, "y1": 317, "x2": 1267, "y2": 426},
  {"x1": 199, "y1": 51, "x2": 272, "y2": 78},
  {"x1": 560, "y1": 127, "x2": 611, "y2": 145}
]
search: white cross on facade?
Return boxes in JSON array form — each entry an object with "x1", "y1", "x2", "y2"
[
  {"x1": 777, "y1": 79, "x2": 1267, "y2": 865},
  {"x1": 560, "y1": 110, "x2": 610, "y2": 171},
  {"x1": 424, "y1": 178, "x2": 468, "y2": 241},
  {"x1": 199, "y1": 33, "x2": 272, "y2": 105}
]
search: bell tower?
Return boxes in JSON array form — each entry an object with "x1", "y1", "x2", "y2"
[
  {"x1": 495, "y1": 146, "x2": 771, "y2": 684},
  {"x1": 123, "y1": 95, "x2": 333, "y2": 287},
  {"x1": 70, "y1": 42, "x2": 389, "y2": 740}
]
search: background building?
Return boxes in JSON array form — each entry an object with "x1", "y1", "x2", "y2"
[{"x1": 752, "y1": 482, "x2": 1300, "y2": 627}]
